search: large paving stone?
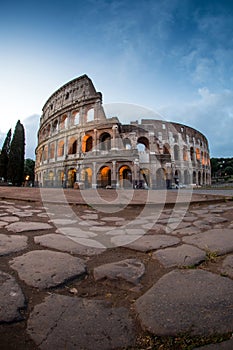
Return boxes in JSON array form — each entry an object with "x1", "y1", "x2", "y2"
[
  {"x1": 6, "y1": 221, "x2": 53, "y2": 233},
  {"x1": 0, "y1": 234, "x2": 28, "y2": 256},
  {"x1": 125, "y1": 235, "x2": 180, "y2": 252},
  {"x1": 10, "y1": 250, "x2": 86, "y2": 289},
  {"x1": 220, "y1": 254, "x2": 233, "y2": 278},
  {"x1": 27, "y1": 294, "x2": 136, "y2": 350},
  {"x1": 153, "y1": 244, "x2": 206, "y2": 268},
  {"x1": 183, "y1": 229, "x2": 233, "y2": 255},
  {"x1": 135, "y1": 269, "x2": 233, "y2": 336},
  {"x1": 0, "y1": 271, "x2": 25, "y2": 322},
  {"x1": 93, "y1": 258, "x2": 145, "y2": 284},
  {"x1": 34, "y1": 233, "x2": 106, "y2": 256}
]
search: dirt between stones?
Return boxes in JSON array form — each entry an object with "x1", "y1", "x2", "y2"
[{"x1": 0, "y1": 198, "x2": 233, "y2": 350}]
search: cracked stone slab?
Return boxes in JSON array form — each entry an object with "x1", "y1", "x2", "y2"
[
  {"x1": 182, "y1": 229, "x2": 233, "y2": 255},
  {"x1": 10, "y1": 250, "x2": 86, "y2": 289},
  {"x1": 34, "y1": 233, "x2": 106, "y2": 256},
  {"x1": 6, "y1": 221, "x2": 53, "y2": 233},
  {"x1": 0, "y1": 271, "x2": 25, "y2": 322},
  {"x1": 0, "y1": 234, "x2": 28, "y2": 256},
  {"x1": 135, "y1": 269, "x2": 233, "y2": 336},
  {"x1": 93, "y1": 258, "x2": 145, "y2": 284},
  {"x1": 153, "y1": 244, "x2": 206, "y2": 268},
  {"x1": 220, "y1": 254, "x2": 233, "y2": 278},
  {"x1": 125, "y1": 235, "x2": 180, "y2": 252},
  {"x1": 27, "y1": 294, "x2": 136, "y2": 350}
]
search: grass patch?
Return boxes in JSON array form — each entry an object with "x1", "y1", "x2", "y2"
[
  {"x1": 205, "y1": 250, "x2": 219, "y2": 263},
  {"x1": 129, "y1": 332, "x2": 232, "y2": 349}
]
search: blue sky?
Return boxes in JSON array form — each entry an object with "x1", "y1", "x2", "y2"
[{"x1": 0, "y1": 0, "x2": 233, "y2": 158}]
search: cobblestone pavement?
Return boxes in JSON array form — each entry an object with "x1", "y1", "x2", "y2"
[{"x1": 0, "y1": 188, "x2": 233, "y2": 349}]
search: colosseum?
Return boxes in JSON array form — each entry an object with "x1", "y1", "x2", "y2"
[{"x1": 35, "y1": 74, "x2": 211, "y2": 189}]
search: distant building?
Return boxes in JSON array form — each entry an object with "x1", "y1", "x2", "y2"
[{"x1": 35, "y1": 75, "x2": 211, "y2": 188}]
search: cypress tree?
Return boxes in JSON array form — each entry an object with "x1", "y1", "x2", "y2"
[
  {"x1": 7, "y1": 120, "x2": 25, "y2": 186},
  {"x1": 0, "y1": 129, "x2": 12, "y2": 181}
]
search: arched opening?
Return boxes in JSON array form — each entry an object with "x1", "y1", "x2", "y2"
[
  {"x1": 196, "y1": 148, "x2": 200, "y2": 162},
  {"x1": 46, "y1": 125, "x2": 51, "y2": 137},
  {"x1": 183, "y1": 146, "x2": 188, "y2": 161},
  {"x1": 119, "y1": 165, "x2": 132, "y2": 188},
  {"x1": 52, "y1": 120, "x2": 58, "y2": 134},
  {"x1": 82, "y1": 135, "x2": 93, "y2": 152},
  {"x1": 68, "y1": 138, "x2": 77, "y2": 155},
  {"x1": 58, "y1": 140, "x2": 65, "y2": 157},
  {"x1": 193, "y1": 171, "x2": 197, "y2": 184},
  {"x1": 67, "y1": 168, "x2": 76, "y2": 188},
  {"x1": 49, "y1": 143, "x2": 55, "y2": 159},
  {"x1": 137, "y1": 136, "x2": 149, "y2": 152},
  {"x1": 198, "y1": 171, "x2": 202, "y2": 185},
  {"x1": 43, "y1": 146, "x2": 48, "y2": 161},
  {"x1": 99, "y1": 132, "x2": 111, "y2": 151},
  {"x1": 57, "y1": 170, "x2": 65, "y2": 187},
  {"x1": 174, "y1": 145, "x2": 180, "y2": 161},
  {"x1": 97, "y1": 166, "x2": 111, "y2": 188},
  {"x1": 156, "y1": 168, "x2": 166, "y2": 188},
  {"x1": 60, "y1": 115, "x2": 68, "y2": 130},
  {"x1": 123, "y1": 138, "x2": 132, "y2": 150},
  {"x1": 81, "y1": 167, "x2": 92, "y2": 188},
  {"x1": 87, "y1": 108, "x2": 94, "y2": 122},
  {"x1": 190, "y1": 147, "x2": 195, "y2": 162}
]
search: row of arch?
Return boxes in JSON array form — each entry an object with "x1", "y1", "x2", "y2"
[
  {"x1": 37, "y1": 132, "x2": 210, "y2": 166},
  {"x1": 39, "y1": 108, "x2": 95, "y2": 142},
  {"x1": 36, "y1": 165, "x2": 210, "y2": 189}
]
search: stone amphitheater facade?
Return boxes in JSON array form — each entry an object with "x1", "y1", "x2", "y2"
[{"x1": 35, "y1": 75, "x2": 211, "y2": 189}]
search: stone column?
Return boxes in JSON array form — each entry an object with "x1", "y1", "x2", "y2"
[
  {"x1": 94, "y1": 129, "x2": 98, "y2": 154},
  {"x1": 112, "y1": 161, "x2": 117, "y2": 188},
  {"x1": 92, "y1": 162, "x2": 97, "y2": 189}
]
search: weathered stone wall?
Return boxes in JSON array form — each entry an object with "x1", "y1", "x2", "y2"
[{"x1": 35, "y1": 75, "x2": 211, "y2": 189}]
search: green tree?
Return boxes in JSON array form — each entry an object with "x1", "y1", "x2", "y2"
[
  {"x1": 24, "y1": 158, "x2": 35, "y2": 185},
  {"x1": 7, "y1": 120, "x2": 25, "y2": 186},
  {"x1": 224, "y1": 166, "x2": 233, "y2": 176},
  {"x1": 0, "y1": 129, "x2": 11, "y2": 181}
]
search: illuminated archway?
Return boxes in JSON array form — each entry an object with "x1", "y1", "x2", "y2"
[
  {"x1": 68, "y1": 137, "x2": 77, "y2": 155},
  {"x1": 58, "y1": 140, "x2": 65, "y2": 157},
  {"x1": 82, "y1": 135, "x2": 93, "y2": 152},
  {"x1": 67, "y1": 168, "x2": 76, "y2": 188},
  {"x1": 97, "y1": 166, "x2": 111, "y2": 188},
  {"x1": 119, "y1": 165, "x2": 132, "y2": 188}
]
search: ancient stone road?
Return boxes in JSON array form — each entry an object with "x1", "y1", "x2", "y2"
[{"x1": 0, "y1": 189, "x2": 233, "y2": 349}]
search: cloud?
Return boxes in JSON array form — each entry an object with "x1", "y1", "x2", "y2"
[
  {"x1": 158, "y1": 87, "x2": 233, "y2": 157},
  {"x1": 22, "y1": 114, "x2": 40, "y2": 159}
]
